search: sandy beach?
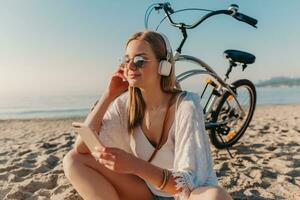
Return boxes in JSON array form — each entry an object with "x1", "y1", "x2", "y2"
[{"x1": 0, "y1": 104, "x2": 299, "y2": 200}]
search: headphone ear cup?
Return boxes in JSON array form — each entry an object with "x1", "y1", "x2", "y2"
[{"x1": 158, "y1": 60, "x2": 172, "y2": 76}]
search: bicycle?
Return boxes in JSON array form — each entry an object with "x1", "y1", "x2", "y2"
[{"x1": 144, "y1": 3, "x2": 258, "y2": 154}]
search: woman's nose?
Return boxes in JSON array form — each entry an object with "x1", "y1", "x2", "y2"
[{"x1": 127, "y1": 60, "x2": 137, "y2": 71}]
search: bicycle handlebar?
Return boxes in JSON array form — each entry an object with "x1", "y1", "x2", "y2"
[
  {"x1": 155, "y1": 2, "x2": 257, "y2": 29},
  {"x1": 233, "y1": 12, "x2": 257, "y2": 28}
]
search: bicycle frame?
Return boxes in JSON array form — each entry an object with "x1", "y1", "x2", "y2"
[{"x1": 174, "y1": 52, "x2": 246, "y2": 124}]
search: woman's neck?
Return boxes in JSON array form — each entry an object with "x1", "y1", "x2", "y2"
[{"x1": 140, "y1": 86, "x2": 171, "y2": 111}]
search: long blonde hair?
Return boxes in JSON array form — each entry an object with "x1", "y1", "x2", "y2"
[{"x1": 125, "y1": 30, "x2": 182, "y2": 135}]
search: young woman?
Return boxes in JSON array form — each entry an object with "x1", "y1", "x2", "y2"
[{"x1": 63, "y1": 30, "x2": 232, "y2": 200}]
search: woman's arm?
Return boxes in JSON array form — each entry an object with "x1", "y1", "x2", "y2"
[
  {"x1": 74, "y1": 63, "x2": 128, "y2": 154},
  {"x1": 74, "y1": 92, "x2": 115, "y2": 154},
  {"x1": 84, "y1": 92, "x2": 115, "y2": 134},
  {"x1": 132, "y1": 159, "x2": 182, "y2": 195}
]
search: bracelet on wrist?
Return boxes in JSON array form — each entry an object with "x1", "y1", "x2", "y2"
[{"x1": 158, "y1": 169, "x2": 170, "y2": 190}]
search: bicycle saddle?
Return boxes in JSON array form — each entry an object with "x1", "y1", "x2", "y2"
[{"x1": 224, "y1": 49, "x2": 255, "y2": 64}]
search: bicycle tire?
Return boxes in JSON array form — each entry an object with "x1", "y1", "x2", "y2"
[{"x1": 209, "y1": 79, "x2": 256, "y2": 149}]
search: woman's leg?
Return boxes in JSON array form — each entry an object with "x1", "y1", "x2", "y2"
[
  {"x1": 63, "y1": 149, "x2": 154, "y2": 200},
  {"x1": 188, "y1": 186, "x2": 232, "y2": 200}
]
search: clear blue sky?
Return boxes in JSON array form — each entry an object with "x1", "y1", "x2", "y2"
[{"x1": 0, "y1": 0, "x2": 299, "y2": 96}]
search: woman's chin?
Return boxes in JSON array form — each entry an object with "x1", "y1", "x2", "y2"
[{"x1": 128, "y1": 79, "x2": 140, "y2": 87}]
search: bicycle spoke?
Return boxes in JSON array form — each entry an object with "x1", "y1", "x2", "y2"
[{"x1": 213, "y1": 82, "x2": 255, "y2": 146}]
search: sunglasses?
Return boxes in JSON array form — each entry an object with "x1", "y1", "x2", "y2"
[{"x1": 120, "y1": 55, "x2": 158, "y2": 69}]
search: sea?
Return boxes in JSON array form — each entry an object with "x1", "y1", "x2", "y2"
[{"x1": 1, "y1": 87, "x2": 300, "y2": 120}]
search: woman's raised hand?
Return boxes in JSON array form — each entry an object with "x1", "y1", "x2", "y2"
[{"x1": 104, "y1": 64, "x2": 129, "y2": 100}]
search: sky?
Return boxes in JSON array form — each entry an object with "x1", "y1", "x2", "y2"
[{"x1": 0, "y1": 0, "x2": 299, "y2": 97}]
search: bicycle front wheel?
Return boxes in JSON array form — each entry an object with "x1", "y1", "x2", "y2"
[{"x1": 209, "y1": 79, "x2": 257, "y2": 149}]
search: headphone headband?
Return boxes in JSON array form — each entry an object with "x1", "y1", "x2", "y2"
[{"x1": 156, "y1": 31, "x2": 172, "y2": 62}]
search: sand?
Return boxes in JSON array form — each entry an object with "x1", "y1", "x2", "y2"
[{"x1": 0, "y1": 104, "x2": 299, "y2": 200}]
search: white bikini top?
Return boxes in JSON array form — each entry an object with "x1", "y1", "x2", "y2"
[{"x1": 129, "y1": 92, "x2": 186, "y2": 198}]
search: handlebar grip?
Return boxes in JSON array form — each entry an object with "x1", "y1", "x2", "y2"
[
  {"x1": 163, "y1": 2, "x2": 174, "y2": 14},
  {"x1": 233, "y1": 12, "x2": 258, "y2": 28}
]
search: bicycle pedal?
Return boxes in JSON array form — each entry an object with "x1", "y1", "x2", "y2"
[{"x1": 216, "y1": 125, "x2": 230, "y2": 135}]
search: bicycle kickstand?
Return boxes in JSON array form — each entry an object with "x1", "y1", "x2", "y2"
[
  {"x1": 225, "y1": 147, "x2": 234, "y2": 159},
  {"x1": 217, "y1": 133, "x2": 235, "y2": 159}
]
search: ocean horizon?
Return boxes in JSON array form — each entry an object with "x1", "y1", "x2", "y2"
[{"x1": 1, "y1": 86, "x2": 300, "y2": 120}]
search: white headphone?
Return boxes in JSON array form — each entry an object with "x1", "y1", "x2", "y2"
[{"x1": 156, "y1": 32, "x2": 173, "y2": 76}]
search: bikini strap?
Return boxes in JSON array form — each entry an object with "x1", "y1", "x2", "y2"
[{"x1": 147, "y1": 92, "x2": 177, "y2": 162}]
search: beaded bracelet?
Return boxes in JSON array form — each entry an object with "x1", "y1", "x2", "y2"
[{"x1": 158, "y1": 169, "x2": 170, "y2": 190}]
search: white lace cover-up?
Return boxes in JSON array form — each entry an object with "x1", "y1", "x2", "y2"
[{"x1": 98, "y1": 91, "x2": 218, "y2": 200}]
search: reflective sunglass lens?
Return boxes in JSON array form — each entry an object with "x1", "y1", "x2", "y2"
[{"x1": 133, "y1": 56, "x2": 145, "y2": 68}]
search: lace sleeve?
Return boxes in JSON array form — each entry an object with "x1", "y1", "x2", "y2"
[
  {"x1": 169, "y1": 169, "x2": 196, "y2": 199},
  {"x1": 171, "y1": 92, "x2": 218, "y2": 200}
]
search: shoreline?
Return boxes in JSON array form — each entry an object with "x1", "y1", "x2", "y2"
[{"x1": 1, "y1": 103, "x2": 300, "y2": 122}]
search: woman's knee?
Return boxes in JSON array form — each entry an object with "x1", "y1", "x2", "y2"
[
  {"x1": 63, "y1": 149, "x2": 85, "y2": 179},
  {"x1": 189, "y1": 185, "x2": 232, "y2": 200}
]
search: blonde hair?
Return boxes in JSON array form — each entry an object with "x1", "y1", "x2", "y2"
[{"x1": 125, "y1": 30, "x2": 182, "y2": 135}]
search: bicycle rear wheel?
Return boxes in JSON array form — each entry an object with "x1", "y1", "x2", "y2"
[{"x1": 209, "y1": 79, "x2": 256, "y2": 149}]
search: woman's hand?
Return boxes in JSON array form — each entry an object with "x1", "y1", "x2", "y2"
[
  {"x1": 94, "y1": 147, "x2": 138, "y2": 174},
  {"x1": 104, "y1": 64, "x2": 129, "y2": 100}
]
